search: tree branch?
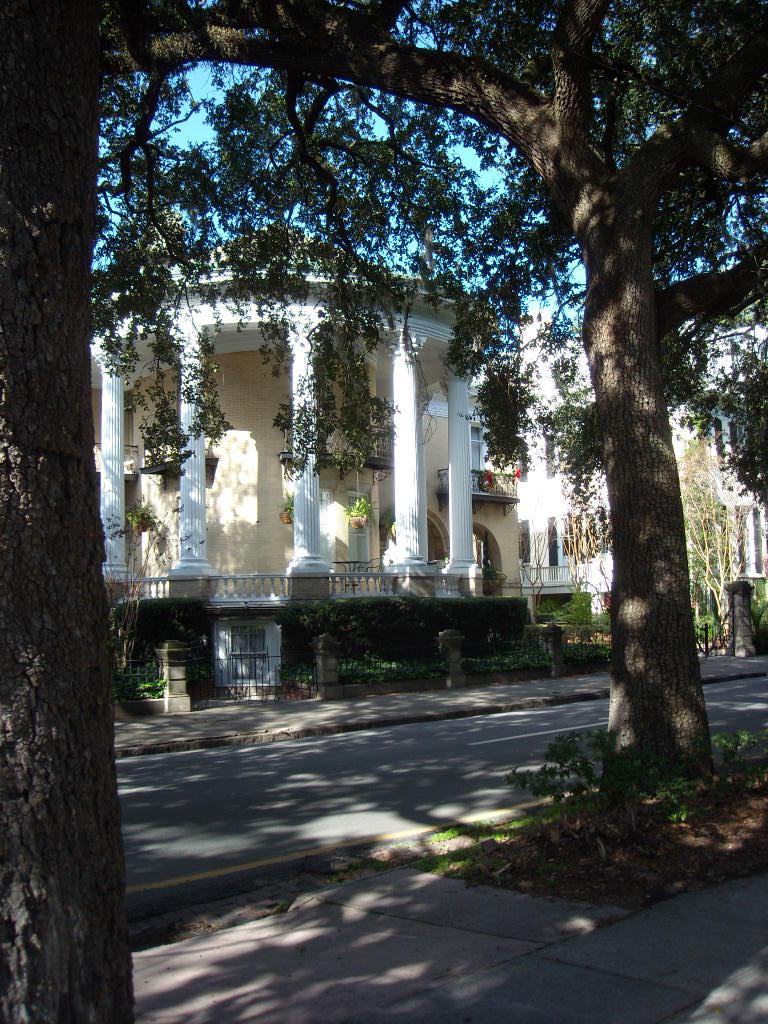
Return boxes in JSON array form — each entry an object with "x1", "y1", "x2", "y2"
[
  {"x1": 622, "y1": 29, "x2": 768, "y2": 198},
  {"x1": 98, "y1": 71, "x2": 166, "y2": 197},
  {"x1": 656, "y1": 248, "x2": 768, "y2": 338},
  {"x1": 102, "y1": 0, "x2": 551, "y2": 174},
  {"x1": 551, "y1": 0, "x2": 610, "y2": 136},
  {"x1": 686, "y1": 124, "x2": 768, "y2": 182}
]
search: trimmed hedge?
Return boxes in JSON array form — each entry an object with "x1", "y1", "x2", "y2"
[
  {"x1": 276, "y1": 596, "x2": 528, "y2": 657},
  {"x1": 113, "y1": 598, "x2": 211, "y2": 661}
]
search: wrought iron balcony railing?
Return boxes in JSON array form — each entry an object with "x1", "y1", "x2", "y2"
[
  {"x1": 437, "y1": 468, "x2": 518, "y2": 514},
  {"x1": 94, "y1": 444, "x2": 139, "y2": 476}
]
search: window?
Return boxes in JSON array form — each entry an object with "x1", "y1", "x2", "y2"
[
  {"x1": 754, "y1": 509, "x2": 764, "y2": 575},
  {"x1": 470, "y1": 425, "x2": 485, "y2": 471},
  {"x1": 214, "y1": 619, "x2": 279, "y2": 689},
  {"x1": 713, "y1": 417, "x2": 724, "y2": 458},
  {"x1": 518, "y1": 447, "x2": 529, "y2": 482},
  {"x1": 545, "y1": 436, "x2": 555, "y2": 478},
  {"x1": 548, "y1": 517, "x2": 559, "y2": 566},
  {"x1": 319, "y1": 488, "x2": 335, "y2": 565},
  {"x1": 347, "y1": 491, "x2": 370, "y2": 564},
  {"x1": 519, "y1": 519, "x2": 531, "y2": 563}
]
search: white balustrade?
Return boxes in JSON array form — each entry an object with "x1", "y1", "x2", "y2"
[
  {"x1": 138, "y1": 577, "x2": 170, "y2": 599},
  {"x1": 329, "y1": 572, "x2": 396, "y2": 598},
  {"x1": 210, "y1": 574, "x2": 291, "y2": 602},
  {"x1": 521, "y1": 564, "x2": 574, "y2": 586},
  {"x1": 435, "y1": 574, "x2": 461, "y2": 597}
]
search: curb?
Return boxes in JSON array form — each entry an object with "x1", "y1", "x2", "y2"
[{"x1": 114, "y1": 670, "x2": 764, "y2": 760}]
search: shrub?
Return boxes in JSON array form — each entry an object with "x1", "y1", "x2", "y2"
[
  {"x1": 558, "y1": 592, "x2": 593, "y2": 627},
  {"x1": 563, "y1": 641, "x2": 611, "y2": 666},
  {"x1": 276, "y1": 596, "x2": 528, "y2": 657},
  {"x1": 113, "y1": 598, "x2": 211, "y2": 662},
  {"x1": 508, "y1": 729, "x2": 702, "y2": 821}
]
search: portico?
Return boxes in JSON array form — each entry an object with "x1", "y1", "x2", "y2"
[{"x1": 93, "y1": 296, "x2": 519, "y2": 605}]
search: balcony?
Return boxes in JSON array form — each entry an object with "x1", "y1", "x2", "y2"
[
  {"x1": 94, "y1": 444, "x2": 139, "y2": 478},
  {"x1": 520, "y1": 564, "x2": 574, "y2": 590},
  {"x1": 279, "y1": 429, "x2": 394, "y2": 473},
  {"x1": 436, "y1": 468, "x2": 518, "y2": 515}
]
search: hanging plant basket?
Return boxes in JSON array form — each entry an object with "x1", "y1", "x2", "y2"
[
  {"x1": 345, "y1": 495, "x2": 373, "y2": 530},
  {"x1": 280, "y1": 494, "x2": 294, "y2": 524}
]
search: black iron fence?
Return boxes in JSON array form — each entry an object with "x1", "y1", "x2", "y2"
[
  {"x1": 695, "y1": 622, "x2": 730, "y2": 658},
  {"x1": 190, "y1": 652, "x2": 316, "y2": 705},
  {"x1": 111, "y1": 657, "x2": 164, "y2": 702}
]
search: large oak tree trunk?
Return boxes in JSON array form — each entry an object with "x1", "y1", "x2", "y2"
[
  {"x1": 0, "y1": 3, "x2": 134, "y2": 1021},
  {"x1": 582, "y1": 222, "x2": 711, "y2": 767}
]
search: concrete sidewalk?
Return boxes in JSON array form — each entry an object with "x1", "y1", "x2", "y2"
[
  {"x1": 115, "y1": 655, "x2": 768, "y2": 759},
  {"x1": 133, "y1": 866, "x2": 768, "y2": 1023}
]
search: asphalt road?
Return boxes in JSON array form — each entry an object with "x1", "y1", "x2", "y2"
[{"x1": 120, "y1": 675, "x2": 768, "y2": 916}]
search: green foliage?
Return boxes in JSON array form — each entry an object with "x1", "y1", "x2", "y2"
[
  {"x1": 558, "y1": 593, "x2": 593, "y2": 627},
  {"x1": 276, "y1": 596, "x2": 528, "y2": 657},
  {"x1": 509, "y1": 729, "x2": 703, "y2": 821},
  {"x1": 536, "y1": 597, "x2": 564, "y2": 616},
  {"x1": 125, "y1": 500, "x2": 160, "y2": 533},
  {"x1": 712, "y1": 729, "x2": 768, "y2": 773},
  {"x1": 281, "y1": 493, "x2": 294, "y2": 517},
  {"x1": 339, "y1": 654, "x2": 447, "y2": 685},
  {"x1": 112, "y1": 598, "x2": 210, "y2": 662},
  {"x1": 463, "y1": 645, "x2": 550, "y2": 674},
  {"x1": 345, "y1": 495, "x2": 374, "y2": 520},
  {"x1": 562, "y1": 642, "x2": 611, "y2": 666},
  {"x1": 111, "y1": 664, "x2": 165, "y2": 703}
]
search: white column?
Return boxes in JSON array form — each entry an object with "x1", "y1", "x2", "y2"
[
  {"x1": 444, "y1": 371, "x2": 477, "y2": 575},
  {"x1": 416, "y1": 413, "x2": 429, "y2": 560},
  {"x1": 392, "y1": 330, "x2": 428, "y2": 568},
  {"x1": 170, "y1": 329, "x2": 213, "y2": 577},
  {"x1": 288, "y1": 330, "x2": 330, "y2": 575},
  {"x1": 100, "y1": 367, "x2": 128, "y2": 575}
]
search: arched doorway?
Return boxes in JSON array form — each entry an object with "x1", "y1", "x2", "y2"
[
  {"x1": 473, "y1": 523, "x2": 502, "y2": 572},
  {"x1": 427, "y1": 512, "x2": 449, "y2": 563}
]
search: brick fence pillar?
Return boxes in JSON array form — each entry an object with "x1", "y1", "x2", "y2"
[
  {"x1": 438, "y1": 629, "x2": 466, "y2": 689},
  {"x1": 156, "y1": 640, "x2": 191, "y2": 713},
  {"x1": 313, "y1": 633, "x2": 344, "y2": 700},
  {"x1": 541, "y1": 623, "x2": 565, "y2": 677},
  {"x1": 726, "y1": 579, "x2": 757, "y2": 658}
]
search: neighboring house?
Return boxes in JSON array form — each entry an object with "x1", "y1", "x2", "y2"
[
  {"x1": 516, "y1": 435, "x2": 612, "y2": 615},
  {"x1": 92, "y1": 293, "x2": 522, "y2": 657},
  {"x1": 516, "y1": 413, "x2": 765, "y2": 618}
]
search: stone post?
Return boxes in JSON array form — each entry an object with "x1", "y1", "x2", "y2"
[
  {"x1": 314, "y1": 633, "x2": 343, "y2": 700},
  {"x1": 726, "y1": 580, "x2": 757, "y2": 657},
  {"x1": 541, "y1": 623, "x2": 565, "y2": 677},
  {"x1": 438, "y1": 629, "x2": 466, "y2": 689},
  {"x1": 156, "y1": 640, "x2": 191, "y2": 713}
]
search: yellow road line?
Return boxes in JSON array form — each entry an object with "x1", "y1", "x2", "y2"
[{"x1": 125, "y1": 800, "x2": 544, "y2": 895}]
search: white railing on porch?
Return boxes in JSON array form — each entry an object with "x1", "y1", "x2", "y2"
[
  {"x1": 329, "y1": 571, "x2": 396, "y2": 597},
  {"x1": 211, "y1": 574, "x2": 291, "y2": 602},
  {"x1": 138, "y1": 577, "x2": 170, "y2": 599},
  {"x1": 520, "y1": 564, "x2": 573, "y2": 586},
  {"x1": 435, "y1": 574, "x2": 461, "y2": 596}
]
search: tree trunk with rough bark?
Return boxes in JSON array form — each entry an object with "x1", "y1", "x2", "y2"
[
  {"x1": 582, "y1": 217, "x2": 710, "y2": 767},
  {"x1": 0, "y1": 3, "x2": 134, "y2": 1021}
]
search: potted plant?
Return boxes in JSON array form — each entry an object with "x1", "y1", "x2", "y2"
[
  {"x1": 280, "y1": 494, "x2": 294, "y2": 525},
  {"x1": 125, "y1": 501, "x2": 159, "y2": 534},
  {"x1": 345, "y1": 495, "x2": 373, "y2": 530},
  {"x1": 482, "y1": 560, "x2": 507, "y2": 596}
]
